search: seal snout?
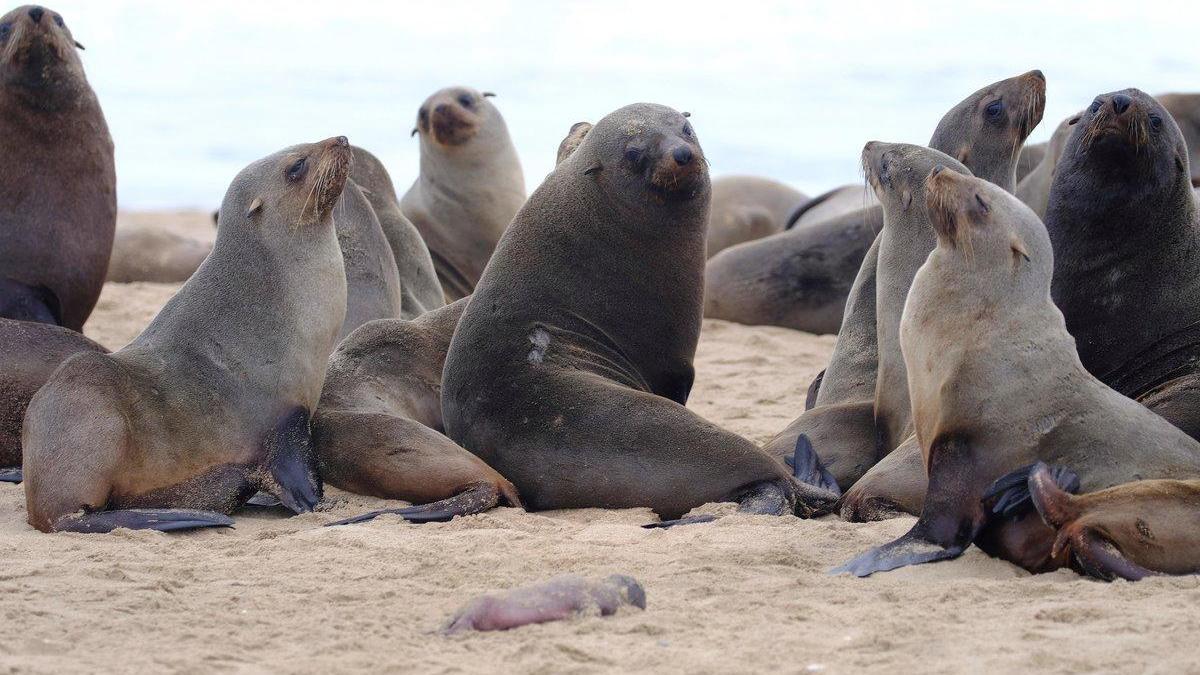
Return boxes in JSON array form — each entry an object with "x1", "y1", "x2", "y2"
[
  {"x1": 672, "y1": 145, "x2": 693, "y2": 166},
  {"x1": 427, "y1": 99, "x2": 479, "y2": 147},
  {"x1": 27, "y1": 6, "x2": 44, "y2": 23},
  {"x1": 1112, "y1": 94, "x2": 1133, "y2": 115},
  {"x1": 647, "y1": 137, "x2": 706, "y2": 202}
]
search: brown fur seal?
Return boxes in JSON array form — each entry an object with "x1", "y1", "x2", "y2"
[
  {"x1": 1157, "y1": 92, "x2": 1200, "y2": 188},
  {"x1": 0, "y1": 5, "x2": 115, "y2": 329},
  {"x1": 706, "y1": 176, "x2": 808, "y2": 258},
  {"x1": 785, "y1": 185, "x2": 878, "y2": 230},
  {"x1": 22, "y1": 137, "x2": 351, "y2": 533},
  {"x1": 1015, "y1": 141, "x2": 1046, "y2": 183},
  {"x1": 834, "y1": 167, "x2": 1200, "y2": 576},
  {"x1": 442, "y1": 103, "x2": 836, "y2": 521},
  {"x1": 331, "y1": 180, "x2": 405, "y2": 339},
  {"x1": 556, "y1": 122, "x2": 592, "y2": 165},
  {"x1": 348, "y1": 147, "x2": 444, "y2": 318},
  {"x1": 1015, "y1": 112, "x2": 1076, "y2": 219},
  {"x1": 314, "y1": 298, "x2": 523, "y2": 525},
  {"x1": 1045, "y1": 89, "x2": 1200, "y2": 442},
  {"x1": 760, "y1": 70, "x2": 1046, "y2": 488},
  {"x1": 442, "y1": 574, "x2": 646, "y2": 634},
  {"x1": 0, "y1": 318, "x2": 107, "y2": 481},
  {"x1": 106, "y1": 227, "x2": 213, "y2": 284},
  {"x1": 402, "y1": 87, "x2": 525, "y2": 301}
]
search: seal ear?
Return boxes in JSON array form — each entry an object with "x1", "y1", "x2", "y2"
[
  {"x1": 74, "y1": 40, "x2": 85, "y2": 50},
  {"x1": 245, "y1": 196, "x2": 263, "y2": 218},
  {"x1": 1010, "y1": 236, "x2": 1030, "y2": 263},
  {"x1": 410, "y1": 128, "x2": 418, "y2": 137},
  {"x1": 583, "y1": 165, "x2": 603, "y2": 176},
  {"x1": 1067, "y1": 115, "x2": 1082, "y2": 126},
  {"x1": 901, "y1": 189, "x2": 913, "y2": 211},
  {"x1": 482, "y1": 92, "x2": 496, "y2": 98}
]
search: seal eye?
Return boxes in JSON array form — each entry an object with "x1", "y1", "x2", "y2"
[
  {"x1": 985, "y1": 100, "x2": 1004, "y2": 120},
  {"x1": 682, "y1": 123, "x2": 693, "y2": 138},
  {"x1": 286, "y1": 158, "x2": 307, "y2": 182},
  {"x1": 458, "y1": 94, "x2": 474, "y2": 108},
  {"x1": 53, "y1": 14, "x2": 64, "y2": 27},
  {"x1": 1089, "y1": 99, "x2": 1102, "y2": 114},
  {"x1": 0, "y1": 22, "x2": 11, "y2": 40},
  {"x1": 624, "y1": 148, "x2": 643, "y2": 165},
  {"x1": 1149, "y1": 114, "x2": 1163, "y2": 131}
]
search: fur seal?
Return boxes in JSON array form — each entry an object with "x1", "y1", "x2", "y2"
[
  {"x1": 834, "y1": 167, "x2": 1200, "y2": 576},
  {"x1": 785, "y1": 185, "x2": 878, "y2": 230},
  {"x1": 330, "y1": 179, "x2": 405, "y2": 339},
  {"x1": 442, "y1": 574, "x2": 646, "y2": 634},
  {"x1": 1045, "y1": 89, "x2": 1200, "y2": 442},
  {"x1": 314, "y1": 298, "x2": 522, "y2": 525},
  {"x1": 442, "y1": 103, "x2": 836, "y2": 520},
  {"x1": 0, "y1": 318, "x2": 107, "y2": 481},
  {"x1": 348, "y1": 146, "x2": 444, "y2": 318},
  {"x1": 0, "y1": 5, "x2": 115, "y2": 329},
  {"x1": 106, "y1": 227, "x2": 213, "y2": 284},
  {"x1": 761, "y1": 70, "x2": 1046, "y2": 488},
  {"x1": 705, "y1": 176, "x2": 808, "y2": 258},
  {"x1": 22, "y1": 137, "x2": 351, "y2": 533},
  {"x1": 402, "y1": 87, "x2": 526, "y2": 301},
  {"x1": 1157, "y1": 92, "x2": 1200, "y2": 188},
  {"x1": 1015, "y1": 141, "x2": 1046, "y2": 183},
  {"x1": 1015, "y1": 113, "x2": 1076, "y2": 219}
]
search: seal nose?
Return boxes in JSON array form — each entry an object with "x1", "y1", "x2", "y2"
[
  {"x1": 931, "y1": 164, "x2": 945, "y2": 178},
  {"x1": 1027, "y1": 69, "x2": 1045, "y2": 82},
  {"x1": 1112, "y1": 94, "x2": 1132, "y2": 115},
  {"x1": 672, "y1": 146, "x2": 694, "y2": 166},
  {"x1": 333, "y1": 136, "x2": 349, "y2": 147},
  {"x1": 434, "y1": 103, "x2": 451, "y2": 116},
  {"x1": 28, "y1": 6, "x2": 44, "y2": 22}
]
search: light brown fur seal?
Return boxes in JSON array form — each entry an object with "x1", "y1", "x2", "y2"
[
  {"x1": 315, "y1": 298, "x2": 522, "y2": 525},
  {"x1": 442, "y1": 103, "x2": 836, "y2": 522},
  {"x1": 705, "y1": 176, "x2": 808, "y2": 258},
  {"x1": 402, "y1": 87, "x2": 525, "y2": 301},
  {"x1": 22, "y1": 137, "x2": 351, "y2": 533},
  {"x1": 0, "y1": 5, "x2": 115, "y2": 329},
  {"x1": 834, "y1": 168, "x2": 1200, "y2": 576},
  {"x1": 1157, "y1": 92, "x2": 1200, "y2": 188},
  {"x1": 105, "y1": 227, "x2": 213, "y2": 284}
]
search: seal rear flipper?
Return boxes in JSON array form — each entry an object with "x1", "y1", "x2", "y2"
[
  {"x1": 985, "y1": 461, "x2": 1080, "y2": 520},
  {"x1": 261, "y1": 408, "x2": 322, "y2": 514},
  {"x1": 830, "y1": 524, "x2": 968, "y2": 577},
  {"x1": 642, "y1": 515, "x2": 717, "y2": 529},
  {"x1": 787, "y1": 434, "x2": 841, "y2": 495},
  {"x1": 0, "y1": 467, "x2": 22, "y2": 483},
  {"x1": 239, "y1": 491, "x2": 284, "y2": 510},
  {"x1": 325, "y1": 481, "x2": 502, "y2": 526},
  {"x1": 0, "y1": 278, "x2": 61, "y2": 325},
  {"x1": 1065, "y1": 527, "x2": 1155, "y2": 582},
  {"x1": 50, "y1": 508, "x2": 235, "y2": 533}
]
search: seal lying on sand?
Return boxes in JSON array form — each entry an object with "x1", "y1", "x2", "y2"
[
  {"x1": 784, "y1": 185, "x2": 878, "y2": 230},
  {"x1": 106, "y1": 228, "x2": 212, "y2": 284},
  {"x1": 402, "y1": 87, "x2": 525, "y2": 301},
  {"x1": 443, "y1": 574, "x2": 646, "y2": 634},
  {"x1": 0, "y1": 5, "x2": 115, "y2": 329},
  {"x1": 0, "y1": 318, "x2": 107, "y2": 482},
  {"x1": 22, "y1": 137, "x2": 350, "y2": 533},
  {"x1": 833, "y1": 168, "x2": 1200, "y2": 577},
  {"x1": 705, "y1": 176, "x2": 808, "y2": 258},
  {"x1": 442, "y1": 103, "x2": 836, "y2": 521},
  {"x1": 761, "y1": 70, "x2": 1046, "y2": 490},
  {"x1": 315, "y1": 299, "x2": 523, "y2": 525}
]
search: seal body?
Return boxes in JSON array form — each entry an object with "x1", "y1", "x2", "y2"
[
  {"x1": 401, "y1": 87, "x2": 525, "y2": 301},
  {"x1": 1157, "y1": 92, "x2": 1200, "y2": 188},
  {"x1": 22, "y1": 138, "x2": 350, "y2": 533},
  {"x1": 443, "y1": 104, "x2": 813, "y2": 519},
  {"x1": 0, "y1": 5, "x2": 115, "y2": 329},
  {"x1": 106, "y1": 227, "x2": 212, "y2": 284},
  {"x1": 705, "y1": 176, "x2": 807, "y2": 258},
  {"x1": 348, "y1": 146, "x2": 444, "y2": 318}
]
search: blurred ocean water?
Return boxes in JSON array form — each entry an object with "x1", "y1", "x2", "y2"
[{"x1": 53, "y1": 0, "x2": 1200, "y2": 209}]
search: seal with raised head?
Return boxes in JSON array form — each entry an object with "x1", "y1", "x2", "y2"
[
  {"x1": 1045, "y1": 89, "x2": 1200, "y2": 442},
  {"x1": 705, "y1": 176, "x2": 808, "y2": 258},
  {"x1": 314, "y1": 298, "x2": 523, "y2": 525},
  {"x1": 0, "y1": 318, "x2": 107, "y2": 482},
  {"x1": 442, "y1": 103, "x2": 836, "y2": 520},
  {"x1": 834, "y1": 167, "x2": 1200, "y2": 577},
  {"x1": 348, "y1": 146, "x2": 444, "y2": 318},
  {"x1": 22, "y1": 137, "x2": 351, "y2": 533},
  {"x1": 759, "y1": 70, "x2": 1046, "y2": 490},
  {"x1": 402, "y1": 87, "x2": 526, "y2": 301},
  {"x1": 0, "y1": 5, "x2": 115, "y2": 329}
]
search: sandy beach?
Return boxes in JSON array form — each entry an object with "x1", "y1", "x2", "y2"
[{"x1": 2, "y1": 213, "x2": 1199, "y2": 674}]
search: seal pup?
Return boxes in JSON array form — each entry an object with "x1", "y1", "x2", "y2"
[
  {"x1": 1045, "y1": 89, "x2": 1200, "y2": 441},
  {"x1": 348, "y1": 146, "x2": 444, "y2": 318},
  {"x1": 1157, "y1": 92, "x2": 1200, "y2": 188},
  {"x1": 833, "y1": 168, "x2": 1200, "y2": 576},
  {"x1": 402, "y1": 87, "x2": 525, "y2": 301},
  {"x1": 0, "y1": 318, "x2": 107, "y2": 482},
  {"x1": 315, "y1": 299, "x2": 523, "y2": 525},
  {"x1": 22, "y1": 137, "x2": 351, "y2": 533},
  {"x1": 761, "y1": 70, "x2": 1047, "y2": 488},
  {"x1": 442, "y1": 103, "x2": 836, "y2": 520},
  {"x1": 106, "y1": 227, "x2": 213, "y2": 284},
  {"x1": 706, "y1": 176, "x2": 808, "y2": 258},
  {"x1": 0, "y1": 5, "x2": 115, "y2": 329},
  {"x1": 442, "y1": 574, "x2": 646, "y2": 634}
]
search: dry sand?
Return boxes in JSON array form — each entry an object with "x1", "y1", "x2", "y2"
[{"x1": 3, "y1": 214, "x2": 1200, "y2": 674}]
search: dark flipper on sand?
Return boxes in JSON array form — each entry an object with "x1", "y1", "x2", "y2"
[
  {"x1": 0, "y1": 467, "x2": 22, "y2": 483},
  {"x1": 240, "y1": 491, "x2": 284, "y2": 509},
  {"x1": 831, "y1": 524, "x2": 968, "y2": 577},
  {"x1": 642, "y1": 515, "x2": 717, "y2": 529},
  {"x1": 985, "y1": 462, "x2": 1080, "y2": 519},
  {"x1": 326, "y1": 482, "x2": 502, "y2": 526},
  {"x1": 263, "y1": 408, "x2": 322, "y2": 514},
  {"x1": 51, "y1": 509, "x2": 235, "y2": 533}
]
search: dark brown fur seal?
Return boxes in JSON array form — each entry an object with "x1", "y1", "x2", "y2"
[
  {"x1": 402, "y1": 87, "x2": 525, "y2": 301},
  {"x1": 1045, "y1": 89, "x2": 1200, "y2": 442},
  {"x1": 22, "y1": 137, "x2": 351, "y2": 533},
  {"x1": 0, "y1": 5, "x2": 115, "y2": 329},
  {"x1": 760, "y1": 70, "x2": 1046, "y2": 490},
  {"x1": 706, "y1": 176, "x2": 808, "y2": 258},
  {"x1": 0, "y1": 318, "x2": 107, "y2": 481},
  {"x1": 315, "y1": 298, "x2": 522, "y2": 525},
  {"x1": 443, "y1": 574, "x2": 646, "y2": 634},
  {"x1": 442, "y1": 103, "x2": 836, "y2": 521},
  {"x1": 834, "y1": 167, "x2": 1200, "y2": 576},
  {"x1": 106, "y1": 227, "x2": 212, "y2": 284}
]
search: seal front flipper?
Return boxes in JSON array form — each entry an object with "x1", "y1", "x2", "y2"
[
  {"x1": 1062, "y1": 528, "x2": 1155, "y2": 582},
  {"x1": 0, "y1": 467, "x2": 22, "y2": 483},
  {"x1": 50, "y1": 508, "x2": 235, "y2": 533},
  {"x1": 0, "y1": 279, "x2": 61, "y2": 325},
  {"x1": 239, "y1": 491, "x2": 284, "y2": 510},
  {"x1": 259, "y1": 408, "x2": 322, "y2": 514},
  {"x1": 325, "y1": 481, "x2": 503, "y2": 526},
  {"x1": 984, "y1": 461, "x2": 1080, "y2": 519}
]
